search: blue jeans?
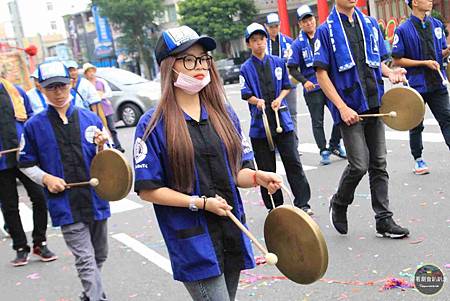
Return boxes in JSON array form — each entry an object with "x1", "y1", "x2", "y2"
[
  {"x1": 304, "y1": 90, "x2": 342, "y2": 152},
  {"x1": 183, "y1": 269, "x2": 241, "y2": 301},
  {"x1": 332, "y1": 117, "x2": 393, "y2": 221},
  {"x1": 409, "y1": 89, "x2": 450, "y2": 159}
]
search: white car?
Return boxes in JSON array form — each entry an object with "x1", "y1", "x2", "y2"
[{"x1": 94, "y1": 68, "x2": 161, "y2": 127}]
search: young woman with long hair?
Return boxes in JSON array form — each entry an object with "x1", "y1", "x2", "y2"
[{"x1": 133, "y1": 26, "x2": 283, "y2": 301}]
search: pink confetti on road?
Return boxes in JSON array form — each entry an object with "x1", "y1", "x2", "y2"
[{"x1": 26, "y1": 273, "x2": 40, "y2": 280}]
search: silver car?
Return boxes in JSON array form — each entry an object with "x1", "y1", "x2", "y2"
[{"x1": 94, "y1": 68, "x2": 160, "y2": 127}]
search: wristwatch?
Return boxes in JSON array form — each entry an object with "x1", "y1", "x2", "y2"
[{"x1": 189, "y1": 195, "x2": 199, "y2": 212}]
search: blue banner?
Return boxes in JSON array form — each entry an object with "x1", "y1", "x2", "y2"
[{"x1": 92, "y1": 5, "x2": 113, "y2": 44}]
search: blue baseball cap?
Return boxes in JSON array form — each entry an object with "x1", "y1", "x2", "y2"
[
  {"x1": 297, "y1": 5, "x2": 314, "y2": 20},
  {"x1": 245, "y1": 23, "x2": 268, "y2": 42},
  {"x1": 266, "y1": 13, "x2": 280, "y2": 25},
  {"x1": 37, "y1": 61, "x2": 71, "y2": 88},
  {"x1": 155, "y1": 25, "x2": 216, "y2": 65}
]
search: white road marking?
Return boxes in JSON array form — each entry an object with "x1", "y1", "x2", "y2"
[
  {"x1": 298, "y1": 143, "x2": 320, "y2": 154},
  {"x1": 112, "y1": 233, "x2": 173, "y2": 275},
  {"x1": 110, "y1": 198, "x2": 143, "y2": 214},
  {"x1": 276, "y1": 161, "x2": 317, "y2": 176},
  {"x1": 0, "y1": 202, "x2": 33, "y2": 235},
  {"x1": 385, "y1": 131, "x2": 444, "y2": 143},
  {"x1": 0, "y1": 198, "x2": 143, "y2": 234},
  {"x1": 423, "y1": 118, "x2": 438, "y2": 126}
]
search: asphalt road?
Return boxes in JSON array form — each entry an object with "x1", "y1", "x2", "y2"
[{"x1": 0, "y1": 83, "x2": 449, "y2": 301}]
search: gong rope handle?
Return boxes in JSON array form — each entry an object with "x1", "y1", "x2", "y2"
[
  {"x1": 358, "y1": 111, "x2": 397, "y2": 118},
  {"x1": 66, "y1": 178, "x2": 99, "y2": 188},
  {"x1": 0, "y1": 147, "x2": 20, "y2": 157}
]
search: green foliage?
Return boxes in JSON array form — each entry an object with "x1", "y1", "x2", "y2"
[
  {"x1": 178, "y1": 0, "x2": 257, "y2": 42},
  {"x1": 92, "y1": 0, "x2": 163, "y2": 77}
]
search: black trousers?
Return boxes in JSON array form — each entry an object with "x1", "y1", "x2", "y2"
[
  {"x1": 409, "y1": 89, "x2": 450, "y2": 159},
  {"x1": 332, "y1": 118, "x2": 393, "y2": 222},
  {"x1": 106, "y1": 115, "x2": 122, "y2": 149},
  {"x1": 304, "y1": 90, "x2": 342, "y2": 152},
  {"x1": 0, "y1": 167, "x2": 48, "y2": 251},
  {"x1": 251, "y1": 131, "x2": 311, "y2": 210}
]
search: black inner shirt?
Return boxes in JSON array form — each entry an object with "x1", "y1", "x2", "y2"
[
  {"x1": 0, "y1": 85, "x2": 20, "y2": 169},
  {"x1": 47, "y1": 107, "x2": 94, "y2": 223},
  {"x1": 411, "y1": 18, "x2": 441, "y2": 90},
  {"x1": 270, "y1": 35, "x2": 280, "y2": 57},
  {"x1": 186, "y1": 111, "x2": 254, "y2": 273},
  {"x1": 251, "y1": 58, "x2": 281, "y2": 135},
  {"x1": 343, "y1": 16, "x2": 379, "y2": 110}
]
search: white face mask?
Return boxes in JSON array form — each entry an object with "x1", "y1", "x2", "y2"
[
  {"x1": 47, "y1": 97, "x2": 71, "y2": 108},
  {"x1": 173, "y1": 70, "x2": 211, "y2": 95}
]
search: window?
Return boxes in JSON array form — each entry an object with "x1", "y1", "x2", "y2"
[
  {"x1": 50, "y1": 21, "x2": 57, "y2": 31},
  {"x1": 46, "y1": 2, "x2": 53, "y2": 11}
]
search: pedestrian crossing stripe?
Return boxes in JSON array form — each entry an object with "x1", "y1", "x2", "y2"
[
  {"x1": 385, "y1": 131, "x2": 444, "y2": 143},
  {"x1": 0, "y1": 198, "x2": 143, "y2": 235}
]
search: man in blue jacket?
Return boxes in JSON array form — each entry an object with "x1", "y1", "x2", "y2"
[
  {"x1": 314, "y1": 0, "x2": 410, "y2": 238},
  {"x1": 288, "y1": 5, "x2": 346, "y2": 165},
  {"x1": 392, "y1": 0, "x2": 450, "y2": 174},
  {"x1": 19, "y1": 62, "x2": 110, "y2": 301}
]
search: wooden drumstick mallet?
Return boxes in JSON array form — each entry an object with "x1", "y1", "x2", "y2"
[
  {"x1": 226, "y1": 210, "x2": 278, "y2": 265},
  {"x1": 65, "y1": 178, "x2": 99, "y2": 189},
  {"x1": 274, "y1": 107, "x2": 283, "y2": 133},
  {"x1": 358, "y1": 111, "x2": 397, "y2": 118},
  {"x1": 437, "y1": 69, "x2": 449, "y2": 86},
  {"x1": 0, "y1": 147, "x2": 20, "y2": 157}
]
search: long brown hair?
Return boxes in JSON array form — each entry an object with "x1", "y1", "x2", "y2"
[{"x1": 143, "y1": 53, "x2": 242, "y2": 193}]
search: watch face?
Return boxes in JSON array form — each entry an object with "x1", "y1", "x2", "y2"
[{"x1": 189, "y1": 202, "x2": 198, "y2": 211}]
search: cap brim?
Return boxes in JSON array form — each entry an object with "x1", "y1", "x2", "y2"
[
  {"x1": 299, "y1": 13, "x2": 314, "y2": 20},
  {"x1": 266, "y1": 22, "x2": 280, "y2": 25},
  {"x1": 170, "y1": 36, "x2": 217, "y2": 57},
  {"x1": 246, "y1": 29, "x2": 268, "y2": 42},
  {"x1": 40, "y1": 77, "x2": 71, "y2": 88}
]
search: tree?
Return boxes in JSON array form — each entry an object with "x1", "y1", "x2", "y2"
[
  {"x1": 92, "y1": 0, "x2": 162, "y2": 79},
  {"x1": 178, "y1": 0, "x2": 257, "y2": 57}
]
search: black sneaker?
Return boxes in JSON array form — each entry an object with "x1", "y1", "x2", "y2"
[
  {"x1": 115, "y1": 146, "x2": 125, "y2": 153},
  {"x1": 11, "y1": 248, "x2": 29, "y2": 267},
  {"x1": 33, "y1": 242, "x2": 58, "y2": 262},
  {"x1": 376, "y1": 218, "x2": 410, "y2": 239},
  {"x1": 329, "y1": 201, "x2": 348, "y2": 234}
]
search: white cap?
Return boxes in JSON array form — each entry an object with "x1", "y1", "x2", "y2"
[
  {"x1": 83, "y1": 63, "x2": 97, "y2": 74},
  {"x1": 297, "y1": 5, "x2": 314, "y2": 20},
  {"x1": 245, "y1": 23, "x2": 268, "y2": 42},
  {"x1": 266, "y1": 13, "x2": 280, "y2": 25}
]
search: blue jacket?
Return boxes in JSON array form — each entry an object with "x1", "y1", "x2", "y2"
[
  {"x1": 19, "y1": 104, "x2": 110, "y2": 226},
  {"x1": 392, "y1": 15, "x2": 448, "y2": 93},
  {"x1": 288, "y1": 31, "x2": 321, "y2": 94},
  {"x1": 240, "y1": 54, "x2": 294, "y2": 138},
  {"x1": 133, "y1": 106, "x2": 255, "y2": 282},
  {"x1": 313, "y1": 13, "x2": 388, "y2": 125}
]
